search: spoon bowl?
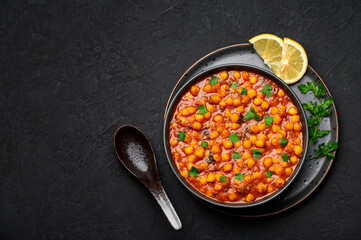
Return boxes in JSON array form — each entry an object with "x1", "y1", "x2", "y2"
[{"x1": 113, "y1": 125, "x2": 182, "y2": 230}]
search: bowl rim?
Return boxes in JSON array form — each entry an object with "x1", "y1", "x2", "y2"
[{"x1": 163, "y1": 63, "x2": 309, "y2": 209}]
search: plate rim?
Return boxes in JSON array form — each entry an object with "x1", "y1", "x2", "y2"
[{"x1": 163, "y1": 43, "x2": 339, "y2": 217}]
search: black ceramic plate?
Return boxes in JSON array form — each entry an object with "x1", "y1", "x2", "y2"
[{"x1": 163, "y1": 43, "x2": 339, "y2": 217}]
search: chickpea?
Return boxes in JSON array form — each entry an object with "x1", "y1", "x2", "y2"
[
  {"x1": 234, "y1": 140, "x2": 242, "y2": 148},
  {"x1": 245, "y1": 193, "x2": 255, "y2": 202},
  {"x1": 216, "y1": 89, "x2": 226, "y2": 98},
  {"x1": 223, "y1": 140, "x2": 234, "y2": 149},
  {"x1": 219, "y1": 100, "x2": 227, "y2": 108},
  {"x1": 170, "y1": 138, "x2": 178, "y2": 147},
  {"x1": 228, "y1": 192, "x2": 238, "y2": 201},
  {"x1": 247, "y1": 159, "x2": 256, "y2": 168},
  {"x1": 214, "y1": 183, "x2": 223, "y2": 191},
  {"x1": 245, "y1": 82, "x2": 251, "y2": 88},
  {"x1": 265, "y1": 141, "x2": 271, "y2": 149},
  {"x1": 275, "y1": 166, "x2": 284, "y2": 175},
  {"x1": 188, "y1": 106, "x2": 197, "y2": 114},
  {"x1": 181, "y1": 170, "x2": 188, "y2": 178},
  {"x1": 263, "y1": 157, "x2": 272, "y2": 168},
  {"x1": 187, "y1": 155, "x2": 196, "y2": 163},
  {"x1": 255, "y1": 139, "x2": 265, "y2": 148},
  {"x1": 294, "y1": 123, "x2": 302, "y2": 131},
  {"x1": 214, "y1": 115, "x2": 223, "y2": 122},
  {"x1": 284, "y1": 122, "x2": 293, "y2": 130},
  {"x1": 295, "y1": 145, "x2": 303, "y2": 155},
  {"x1": 199, "y1": 176, "x2": 207, "y2": 185},
  {"x1": 280, "y1": 129, "x2": 286, "y2": 137},
  {"x1": 250, "y1": 76, "x2": 258, "y2": 84},
  {"x1": 193, "y1": 122, "x2": 202, "y2": 130},
  {"x1": 180, "y1": 108, "x2": 189, "y2": 116},
  {"x1": 243, "y1": 140, "x2": 251, "y2": 149},
  {"x1": 272, "y1": 125, "x2": 280, "y2": 133},
  {"x1": 209, "y1": 95, "x2": 221, "y2": 104},
  {"x1": 261, "y1": 101, "x2": 270, "y2": 110},
  {"x1": 272, "y1": 115, "x2": 281, "y2": 125},
  {"x1": 233, "y1": 71, "x2": 241, "y2": 79},
  {"x1": 247, "y1": 89, "x2": 257, "y2": 98},
  {"x1": 221, "y1": 129, "x2": 230, "y2": 138},
  {"x1": 184, "y1": 146, "x2": 194, "y2": 155},
  {"x1": 221, "y1": 84, "x2": 230, "y2": 91},
  {"x1": 216, "y1": 125, "x2": 225, "y2": 133},
  {"x1": 291, "y1": 115, "x2": 300, "y2": 123},
  {"x1": 195, "y1": 114, "x2": 204, "y2": 122},
  {"x1": 231, "y1": 123, "x2": 241, "y2": 130},
  {"x1": 222, "y1": 153, "x2": 230, "y2": 161},
  {"x1": 223, "y1": 163, "x2": 233, "y2": 172},
  {"x1": 194, "y1": 147, "x2": 205, "y2": 158},
  {"x1": 244, "y1": 175, "x2": 253, "y2": 183},
  {"x1": 220, "y1": 71, "x2": 228, "y2": 80},
  {"x1": 281, "y1": 161, "x2": 288, "y2": 167},
  {"x1": 269, "y1": 165, "x2": 275, "y2": 172},
  {"x1": 288, "y1": 107, "x2": 298, "y2": 115},
  {"x1": 224, "y1": 110, "x2": 231, "y2": 118},
  {"x1": 183, "y1": 133, "x2": 191, "y2": 143},
  {"x1": 275, "y1": 178, "x2": 285, "y2": 187},
  {"x1": 198, "y1": 162, "x2": 208, "y2": 171},
  {"x1": 213, "y1": 154, "x2": 221, "y2": 162},
  {"x1": 285, "y1": 167, "x2": 293, "y2": 176},
  {"x1": 233, "y1": 98, "x2": 241, "y2": 106},
  {"x1": 230, "y1": 113, "x2": 240, "y2": 123},
  {"x1": 190, "y1": 86, "x2": 200, "y2": 96},
  {"x1": 200, "y1": 110, "x2": 209, "y2": 119},
  {"x1": 211, "y1": 145, "x2": 221, "y2": 154},
  {"x1": 250, "y1": 135, "x2": 257, "y2": 144},
  {"x1": 277, "y1": 89, "x2": 285, "y2": 97},
  {"x1": 271, "y1": 138, "x2": 279, "y2": 146},
  {"x1": 210, "y1": 131, "x2": 219, "y2": 139},
  {"x1": 242, "y1": 72, "x2": 250, "y2": 80},
  {"x1": 242, "y1": 95, "x2": 250, "y2": 104},
  {"x1": 254, "y1": 171, "x2": 261, "y2": 179},
  {"x1": 207, "y1": 173, "x2": 216, "y2": 182},
  {"x1": 250, "y1": 125, "x2": 259, "y2": 133},
  {"x1": 259, "y1": 134, "x2": 267, "y2": 141},
  {"x1": 257, "y1": 184, "x2": 267, "y2": 193},
  {"x1": 242, "y1": 152, "x2": 251, "y2": 160},
  {"x1": 187, "y1": 163, "x2": 195, "y2": 171},
  {"x1": 267, "y1": 185, "x2": 274, "y2": 193},
  {"x1": 189, "y1": 116, "x2": 195, "y2": 123},
  {"x1": 226, "y1": 96, "x2": 233, "y2": 105},
  {"x1": 254, "y1": 97, "x2": 263, "y2": 106},
  {"x1": 203, "y1": 84, "x2": 213, "y2": 93},
  {"x1": 271, "y1": 107, "x2": 278, "y2": 115},
  {"x1": 295, "y1": 138, "x2": 302, "y2": 145},
  {"x1": 290, "y1": 156, "x2": 298, "y2": 165}
]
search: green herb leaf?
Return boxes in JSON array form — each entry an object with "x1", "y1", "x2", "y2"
[
  {"x1": 188, "y1": 166, "x2": 199, "y2": 178},
  {"x1": 241, "y1": 88, "x2": 247, "y2": 95},
  {"x1": 282, "y1": 153, "x2": 289, "y2": 162},
  {"x1": 198, "y1": 105, "x2": 209, "y2": 115},
  {"x1": 177, "y1": 131, "x2": 185, "y2": 141},
  {"x1": 244, "y1": 107, "x2": 260, "y2": 121},
  {"x1": 261, "y1": 84, "x2": 272, "y2": 98},
  {"x1": 235, "y1": 173, "x2": 244, "y2": 181},
  {"x1": 266, "y1": 171, "x2": 273, "y2": 178},
  {"x1": 229, "y1": 133, "x2": 239, "y2": 143},
  {"x1": 208, "y1": 76, "x2": 218, "y2": 86},
  {"x1": 254, "y1": 114, "x2": 260, "y2": 121},
  {"x1": 232, "y1": 152, "x2": 241, "y2": 159},
  {"x1": 231, "y1": 82, "x2": 238, "y2": 89},
  {"x1": 220, "y1": 176, "x2": 227, "y2": 182},
  {"x1": 252, "y1": 149, "x2": 262, "y2": 159},
  {"x1": 280, "y1": 138, "x2": 288, "y2": 146},
  {"x1": 298, "y1": 84, "x2": 309, "y2": 94},
  {"x1": 201, "y1": 141, "x2": 208, "y2": 148},
  {"x1": 264, "y1": 116, "x2": 274, "y2": 126}
]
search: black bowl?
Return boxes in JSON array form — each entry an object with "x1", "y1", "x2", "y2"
[{"x1": 163, "y1": 64, "x2": 309, "y2": 209}]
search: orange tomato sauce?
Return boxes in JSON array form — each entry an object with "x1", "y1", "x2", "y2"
[{"x1": 169, "y1": 70, "x2": 303, "y2": 203}]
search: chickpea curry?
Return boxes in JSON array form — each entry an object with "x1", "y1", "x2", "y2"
[{"x1": 168, "y1": 70, "x2": 303, "y2": 203}]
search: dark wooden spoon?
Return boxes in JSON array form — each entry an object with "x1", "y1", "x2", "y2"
[{"x1": 113, "y1": 125, "x2": 182, "y2": 230}]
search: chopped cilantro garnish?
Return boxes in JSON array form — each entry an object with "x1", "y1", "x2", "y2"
[
  {"x1": 252, "y1": 149, "x2": 262, "y2": 159},
  {"x1": 235, "y1": 173, "x2": 244, "y2": 181},
  {"x1": 244, "y1": 107, "x2": 260, "y2": 121},
  {"x1": 208, "y1": 76, "x2": 218, "y2": 86},
  {"x1": 280, "y1": 138, "x2": 288, "y2": 146},
  {"x1": 229, "y1": 133, "x2": 239, "y2": 143},
  {"x1": 241, "y1": 88, "x2": 247, "y2": 95},
  {"x1": 198, "y1": 105, "x2": 209, "y2": 115},
  {"x1": 231, "y1": 82, "x2": 238, "y2": 89},
  {"x1": 177, "y1": 131, "x2": 185, "y2": 141},
  {"x1": 201, "y1": 141, "x2": 208, "y2": 148},
  {"x1": 232, "y1": 152, "x2": 241, "y2": 159},
  {"x1": 261, "y1": 84, "x2": 272, "y2": 98},
  {"x1": 219, "y1": 176, "x2": 227, "y2": 182},
  {"x1": 266, "y1": 171, "x2": 273, "y2": 178},
  {"x1": 282, "y1": 153, "x2": 289, "y2": 162},
  {"x1": 188, "y1": 166, "x2": 199, "y2": 178},
  {"x1": 264, "y1": 116, "x2": 274, "y2": 126}
]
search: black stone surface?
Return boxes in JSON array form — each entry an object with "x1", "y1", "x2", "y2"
[{"x1": 1, "y1": 0, "x2": 360, "y2": 239}]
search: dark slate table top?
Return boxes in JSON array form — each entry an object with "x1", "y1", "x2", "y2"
[{"x1": 1, "y1": 0, "x2": 361, "y2": 239}]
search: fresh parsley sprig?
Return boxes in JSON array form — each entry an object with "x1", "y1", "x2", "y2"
[{"x1": 298, "y1": 81, "x2": 338, "y2": 161}]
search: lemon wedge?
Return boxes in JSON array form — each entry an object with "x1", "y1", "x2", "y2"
[{"x1": 249, "y1": 34, "x2": 308, "y2": 84}]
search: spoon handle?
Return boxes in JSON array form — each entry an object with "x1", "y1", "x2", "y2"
[{"x1": 150, "y1": 184, "x2": 182, "y2": 230}]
